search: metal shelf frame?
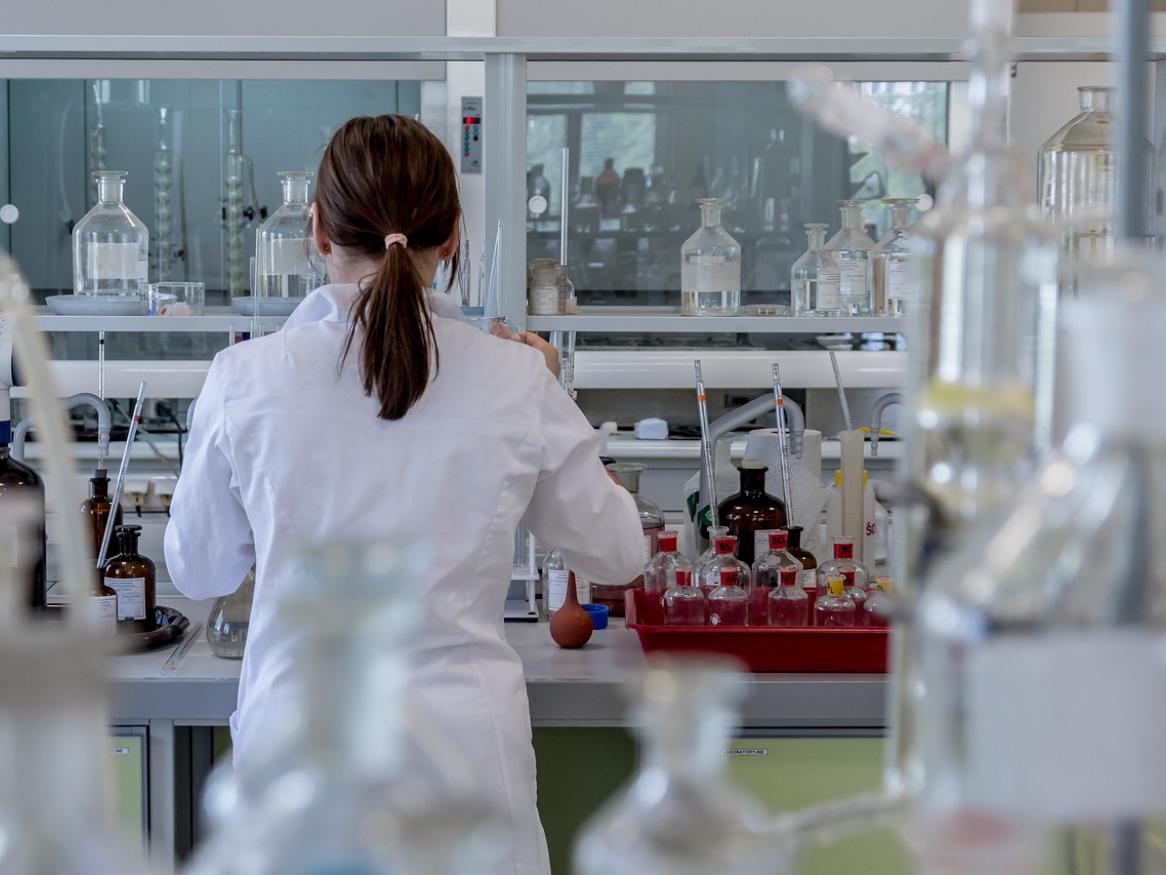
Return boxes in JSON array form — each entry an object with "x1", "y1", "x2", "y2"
[
  {"x1": 33, "y1": 307, "x2": 286, "y2": 334},
  {"x1": 526, "y1": 309, "x2": 905, "y2": 334}
]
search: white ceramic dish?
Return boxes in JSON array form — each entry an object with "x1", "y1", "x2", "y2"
[{"x1": 45, "y1": 295, "x2": 147, "y2": 316}]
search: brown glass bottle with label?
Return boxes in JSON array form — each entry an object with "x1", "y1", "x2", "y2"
[
  {"x1": 103, "y1": 524, "x2": 155, "y2": 633},
  {"x1": 717, "y1": 461, "x2": 786, "y2": 566},
  {"x1": 783, "y1": 525, "x2": 819, "y2": 611},
  {"x1": 81, "y1": 468, "x2": 122, "y2": 563},
  {"x1": 0, "y1": 438, "x2": 47, "y2": 612}
]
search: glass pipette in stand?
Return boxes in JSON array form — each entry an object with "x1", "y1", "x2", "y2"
[
  {"x1": 695, "y1": 360, "x2": 719, "y2": 531},
  {"x1": 771, "y1": 363, "x2": 795, "y2": 520},
  {"x1": 828, "y1": 350, "x2": 853, "y2": 432},
  {"x1": 97, "y1": 382, "x2": 146, "y2": 570}
]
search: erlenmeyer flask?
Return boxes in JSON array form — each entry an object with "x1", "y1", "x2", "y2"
[{"x1": 205, "y1": 568, "x2": 255, "y2": 659}]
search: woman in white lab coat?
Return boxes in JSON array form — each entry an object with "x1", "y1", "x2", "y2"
[{"x1": 164, "y1": 115, "x2": 645, "y2": 875}]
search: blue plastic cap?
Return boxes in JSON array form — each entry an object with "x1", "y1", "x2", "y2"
[
  {"x1": 0, "y1": 421, "x2": 10, "y2": 445},
  {"x1": 582, "y1": 603, "x2": 609, "y2": 631}
]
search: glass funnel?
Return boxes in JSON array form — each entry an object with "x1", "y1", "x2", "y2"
[
  {"x1": 573, "y1": 655, "x2": 783, "y2": 874},
  {"x1": 911, "y1": 265, "x2": 1166, "y2": 872},
  {"x1": 791, "y1": 223, "x2": 832, "y2": 316},
  {"x1": 205, "y1": 568, "x2": 255, "y2": 659},
  {"x1": 680, "y1": 198, "x2": 741, "y2": 317},
  {"x1": 822, "y1": 200, "x2": 875, "y2": 316},
  {"x1": 72, "y1": 171, "x2": 149, "y2": 297},
  {"x1": 872, "y1": 198, "x2": 917, "y2": 316},
  {"x1": 186, "y1": 540, "x2": 509, "y2": 875},
  {"x1": 254, "y1": 171, "x2": 324, "y2": 303}
]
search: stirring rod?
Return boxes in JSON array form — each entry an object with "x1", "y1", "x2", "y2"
[
  {"x1": 161, "y1": 620, "x2": 202, "y2": 676},
  {"x1": 97, "y1": 382, "x2": 147, "y2": 570},
  {"x1": 771, "y1": 363, "x2": 795, "y2": 522},
  {"x1": 828, "y1": 350, "x2": 853, "y2": 432},
  {"x1": 695, "y1": 360, "x2": 719, "y2": 528}
]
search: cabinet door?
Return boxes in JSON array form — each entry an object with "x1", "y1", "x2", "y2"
[{"x1": 109, "y1": 726, "x2": 149, "y2": 846}]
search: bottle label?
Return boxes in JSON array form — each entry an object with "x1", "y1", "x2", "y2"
[
  {"x1": 546, "y1": 568, "x2": 570, "y2": 614},
  {"x1": 886, "y1": 260, "x2": 917, "y2": 305},
  {"x1": 642, "y1": 534, "x2": 653, "y2": 564},
  {"x1": 86, "y1": 242, "x2": 142, "y2": 281},
  {"x1": 575, "y1": 577, "x2": 592, "y2": 605},
  {"x1": 816, "y1": 269, "x2": 841, "y2": 309},
  {"x1": 87, "y1": 594, "x2": 119, "y2": 633},
  {"x1": 839, "y1": 261, "x2": 868, "y2": 303},
  {"x1": 801, "y1": 569, "x2": 817, "y2": 592},
  {"x1": 106, "y1": 577, "x2": 147, "y2": 621}
]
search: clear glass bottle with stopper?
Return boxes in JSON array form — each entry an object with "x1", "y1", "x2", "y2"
[
  {"x1": 872, "y1": 198, "x2": 918, "y2": 316},
  {"x1": 72, "y1": 170, "x2": 149, "y2": 297},
  {"x1": 822, "y1": 199, "x2": 875, "y2": 316},
  {"x1": 791, "y1": 222, "x2": 833, "y2": 316},
  {"x1": 664, "y1": 568, "x2": 706, "y2": 626},
  {"x1": 573, "y1": 655, "x2": 781, "y2": 875},
  {"x1": 680, "y1": 197, "x2": 741, "y2": 317},
  {"x1": 255, "y1": 171, "x2": 324, "y2": 304}
]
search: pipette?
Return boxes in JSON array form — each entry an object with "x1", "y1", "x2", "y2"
[
  {"x1": 97, "y1": 382, "x2": 147, "y2": 570},
  {"x1": 694, "y1": 360, "x2": 719, "y2": 528},
  {"x1": 560, "y1": 147, "x2": 570, "y2": 268},
  {"x1": 828, "y1": 350, "x2": 853, "y2": 432},
  {"x1": 484, "y1": 220, "x2": 504, "y2": 318},
  {"x1": 771, "y1": 363, "x2": 795, "y2": 521}
]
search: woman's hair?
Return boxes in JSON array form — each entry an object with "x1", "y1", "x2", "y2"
[{"x1": 316, "y1": 115, "x2": 460, "y2": 420}]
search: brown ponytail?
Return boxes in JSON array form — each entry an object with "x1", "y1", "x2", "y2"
[{"x1": 316, "y1": 116, "x2": 461, "y2": 420}]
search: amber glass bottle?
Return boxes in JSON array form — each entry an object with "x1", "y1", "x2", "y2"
[
  {"x1": 783, "y1": 525, "x2": 819, "y2": 610},
  {"x1": 81, "y1": 468, "x2": 123, "y2": 563},
  {"x1": 717, "y1": 461, "x2": 785, "y2": 566},
  {"x1": 0, "y1": 440, "x2": 47, "y2": 612},
  {"x1": 103, "y1": 524, "x2": 156, "y2": 633}
]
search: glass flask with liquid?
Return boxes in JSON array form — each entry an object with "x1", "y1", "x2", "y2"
[
  {"x1": 186, "y1": 541, "x2": 510, "y2": 875},
  {"x1": 911, "y1": 268, "x2": 1166, "y2": 873},
  {"x1": 872, "y1": 198, "x2": 917, "y2": 316},
  {"x1": 767, "y1": 566, "x2": 808, "y2": 627},
  {"x1": 542, "y1": 548, "x2": 570, "y2": 616},
  {"x1": 707, "y1": 567, "x2": 749, "y2": 626},
  {"x1": 815, "y1": 576, "x2": 856, "y2": 627},
  {"x1": 694, "y1": 524, "x2": 729, "y2": 594},
  {"x1": 816, "y1": 537, "x2": 869, "y2": 602},
  {"x1": 696, "y1": 534, "x2": 750, "y2": 599},
  {"x1": 791, "y1": 223, "x2": 833, "y2": 316},
  {"x1": 594, "y1": 462, "x2": 665, "y2": 617},
  {"x1": 81, "y1": 468, "x2": 122, "y2": 564},
  {"x1": 680, "y1": 197, "x2": 741, "y2": 317},
  {"x1": 642, "y1": 531, "x2": 692, "y2": 625},
  {"x1": 841, "y1": 568, "x2": 869, "y2": 624},
  {"x1": 573, "y1": 656, "x2": 779, "y2": 875},
  {"x1": 72, "y1": 171, "x2": 149, "y2": 297},
  {"x1": 750, "y1": 528, "x2": 802, "y2": 626},
  {"x1": 822, "y1": 200, "x2": 875, "y2": 316},
  {"x1": 206, "y1": 568, "x2": 256, "y2": 659},
  {"x1": 255, "y1": 171, "x2": 323, "y2": 303},
  {"x1": 664, "y1": 568, "x2": 707, "y2": 626},
  {"x1": 102, "y1": 524, "x2": 155, "y2": 634},
  {"x1": 718, "y1": 461, "x2": 786, "y2": 567}
]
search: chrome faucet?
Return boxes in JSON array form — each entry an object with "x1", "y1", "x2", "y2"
[
  {"x1": 12, "y1": 392, "x2": 112, "y2": 465},
  {"x1": 869, "y1": 392, "x2": 904, "y2": 457}
]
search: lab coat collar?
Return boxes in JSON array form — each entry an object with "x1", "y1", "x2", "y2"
[{"x1": 282, "y1": 283, "x2": 465, "y2": 330}]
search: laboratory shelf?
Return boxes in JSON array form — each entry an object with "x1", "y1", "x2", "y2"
[
  {"x1": 33, "y1": 307, "x2": 287, "y2": 334},
  {"x1": 525, "y1": 308, "x2": 905, "y2": 334}
]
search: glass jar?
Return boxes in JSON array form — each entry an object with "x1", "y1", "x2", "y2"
[
  {"x1": 717, "y1": 461, "x2": 786, "y2": 567},
  {"x1": 750, "y1": 529, "x2": 802, "y2": 626},
  {"x1": 791, "y1": 223, "x2": 832, "y2": 316},
  {"x1": 642, "y1": 531, "x2": 693, "y2": 625},
  {"x1": 767, "y1": 567, "x2": 809, "y2": 627},
  {"x1": 102, "y1": 524, "x2": 155, "y2": 634},
  {"x1": 822, "y1": 200, "x2": 875, "y2": 316},
  {"x1": 542, "y1": 549, "x2": 569, "y2": 617},
  {"x1": 573, "y1": 656, "x2": 777, "y2": 874},
  {"x1": 528, "y1": 257, "x2": 562, "y2": 315},
  {"x1": 206, "y1": 569, "x2": 255, "y2": 659},
  {"x1": 254, "y1": 171, "x2": 323, "y2": 303},
  {"x1": 664, "y1": 568, "x2": 706, "y2": 626},
  {"x1": 872, "y1": 198, "x2": 917, "y2": 316},
  {"x1": 72, "y1": 171, "x2": 149, "y2": 297},
  {"x1": 680, "y1": 198, "x2": 741, "y2": 317},
  {"x1": 594, "y1": 463, "x2": 665, "y2": 617}
]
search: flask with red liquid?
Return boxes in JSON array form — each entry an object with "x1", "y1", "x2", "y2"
[
  {"x1": 663, "y1": 568, "x2": 706, "y2": 626},
  {"x1": 696, "y1": 535, "x2": 750, "y2": 598},
  {"x1": 749, "y1": 529, "x2": 802, "y2": 626},
  {"x1": 815, "y1": 576, "x2": 856, "y2": 627},
  {"x1": 767, "y1": 566, "x2": 809, "y2": 627},
  {"x1": 642, "y1": 530, "x2": 691, "y2": 625},
  {"x1": 816, "y1": 537, "x2": 869, "y2": 601},
  {"x1": 694, "y1": 525, "x2": 728, "y2": 593},
  {"x1": 707, "y1": 567, "x2": 749, "y2": 626}
]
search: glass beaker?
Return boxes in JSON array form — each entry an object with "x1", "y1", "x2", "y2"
[
  {"x1": 146, "y1": 281, "x2": 206, "y2": 316},
  {"x1": 205, "y1": 568, "x2": 255, "y2": 659},
  {"x1": 72, "y1": 171, "x2": 149, "y2": 297},
  {"x1": 254, "y1": 171, "x2": 323, "y2": 303},
  {"x1": 791, "y1": 222, "x2": 832, "y2": 316},
  {"x1": 680, "y1": 198, "x2": 741, "y2": 317},
  {"x1": 872, "y1": 198, "x2": 917, "y2": 316},
  {"x1": 573, "y1": 655, "x2": 780, "y2": 875},
  {"x1": 822, "y1": 200, "x2": 875, "y2": 316}
]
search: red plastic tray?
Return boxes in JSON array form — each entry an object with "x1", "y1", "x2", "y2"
[{"x1": 624, "y1": 589, "x2": 889, "y2": 673}]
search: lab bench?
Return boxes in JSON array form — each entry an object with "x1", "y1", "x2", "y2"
[{"x1": 111, "y1": 597, "x2": 888, "y2": 869}]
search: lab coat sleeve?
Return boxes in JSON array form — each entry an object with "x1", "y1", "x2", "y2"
[
  {"x1": 164, "y1": 358, "x2": 255, "y2": 600},
  {"x1": 523, "y1": 367, "x2": 645, "y2": 586}
]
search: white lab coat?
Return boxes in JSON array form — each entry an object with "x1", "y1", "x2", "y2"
[{"x1": 165, "y1": 284, "x2": 644, "y2": 875}]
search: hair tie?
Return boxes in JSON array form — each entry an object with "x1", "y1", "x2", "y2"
[{"x1": 384, "y1": 233, "x2": 408, "y2": 250}]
